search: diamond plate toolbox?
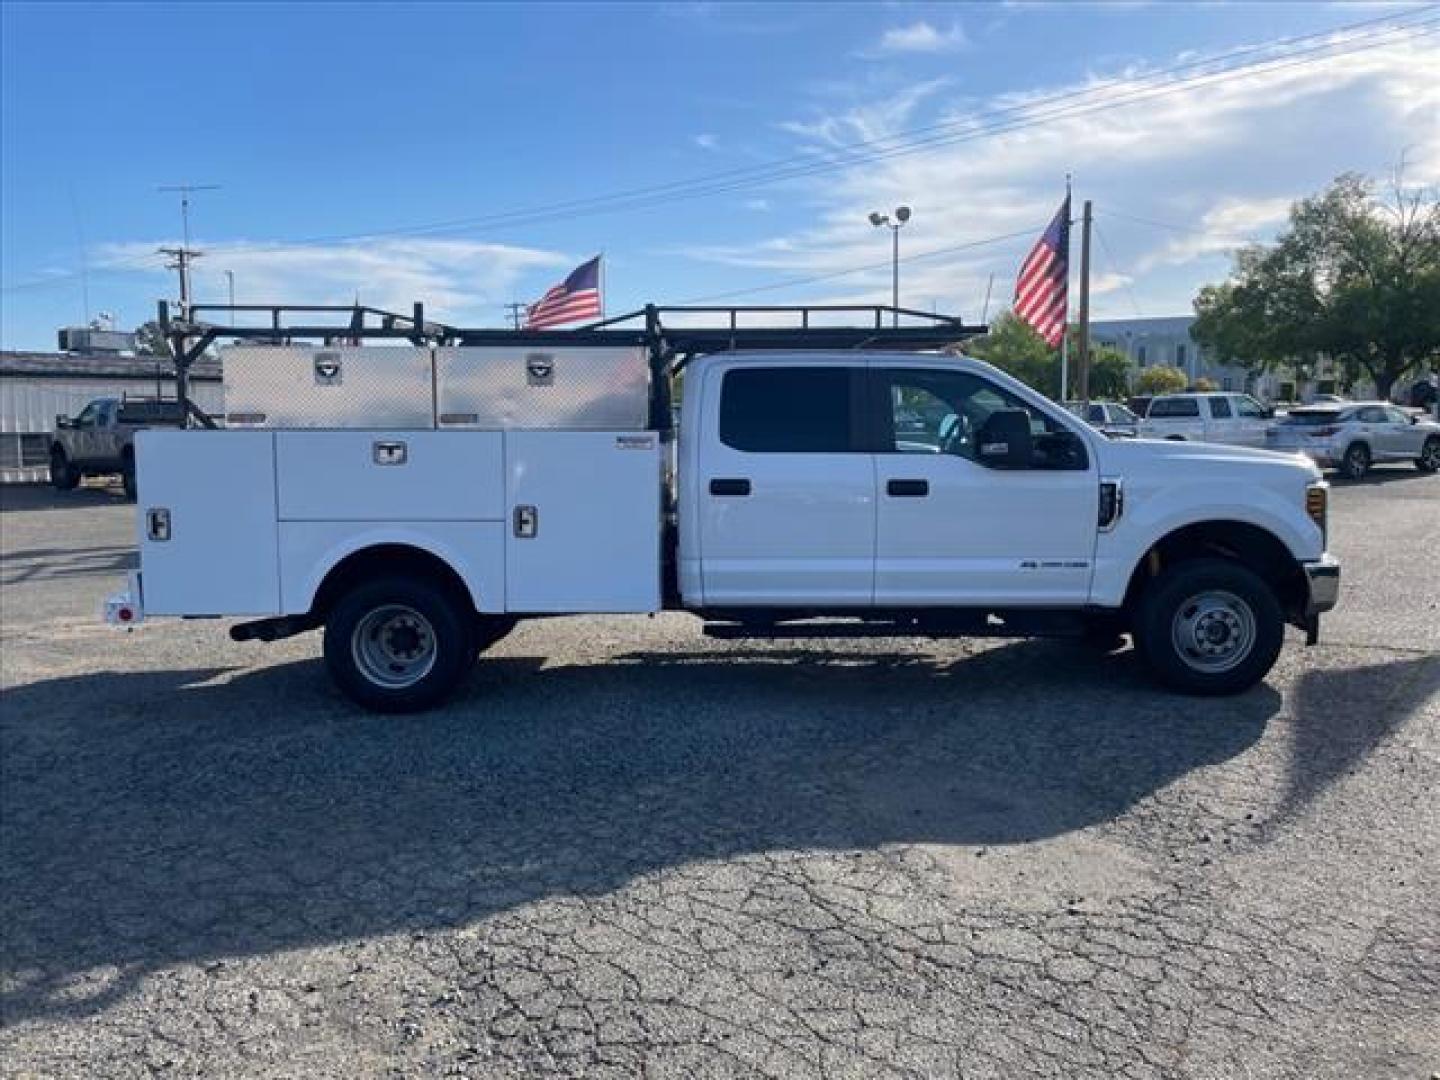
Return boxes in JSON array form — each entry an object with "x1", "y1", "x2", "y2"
[
  {"x1": 222, "y1": 346, "x2": 436, "y2": 429},
  {"x1": 434, "y1": 346, "x2": 649, "y2": 430}
]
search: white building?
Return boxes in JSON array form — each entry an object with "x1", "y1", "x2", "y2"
[
  {"x1": 0, "y1": 351, "x2": 222, "y2": 483},
  {"x1": 1089, "y1": 316, "x2": 1363, "y2": 402}
]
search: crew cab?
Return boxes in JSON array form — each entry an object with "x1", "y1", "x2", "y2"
[
  {"x1": 1139, "y1": 391, "x2": 1273, "y2": 446},
  {"x1": 51, "y1": 396, "x2": 185, "y2": 498},
  {"x1": 105, "y1": 319, "x2": 1339, "y2": 713}
]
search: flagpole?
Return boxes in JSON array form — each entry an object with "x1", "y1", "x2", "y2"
[{"x1": 1061, "y1": 174, "x2": 1072, "y2": 401}]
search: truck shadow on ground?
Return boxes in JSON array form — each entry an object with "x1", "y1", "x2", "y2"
[
  {"x1": 0, "y1": 545, "x2": 135, "y2": 586},
  {"x1": 9, "y1": 637, "x2": 1417, "y2": 1025},
  {"x1": 0, "y1": 482, "x2": 128, "y2": 512}
]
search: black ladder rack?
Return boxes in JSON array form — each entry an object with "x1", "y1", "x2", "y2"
[{"x1": 160, "y1": 300, "x2": 986, "y2": 431}]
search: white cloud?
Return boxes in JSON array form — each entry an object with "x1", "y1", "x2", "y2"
[
  {"x1": 743, "y1": 198, "x2": 771, "y2": 212},
  {"x1": 680, "y1": 24, "x2": 1439, "y2": 319},
  {"x1": 874, "y1": 20, "x2": 969, "y2": 55},
  {"x1": 91, "y1": 238, "x2": 571, "y2": 325},
  {"x1": 693, "y1": 132, "x2": 718, "y2": 150}
]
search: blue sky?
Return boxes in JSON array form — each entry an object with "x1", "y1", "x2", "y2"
[{"x1": 2, "y1": 2, "x2": 1436, "y2": 348}]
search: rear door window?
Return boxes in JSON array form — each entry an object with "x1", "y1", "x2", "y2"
[
  {"x1": 1209, "y1": 397, "x2": 1232, "y2": 419},
  {"x1": 1149, "y1": 397, "x2": 1200, "y2": 418},
  {"x1": 719, "y1": 367, "x2": 858, "y2": 453}
]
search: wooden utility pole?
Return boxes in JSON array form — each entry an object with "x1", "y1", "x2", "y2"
[
  {"x1": 503, "y1": 302, "x2": 527, "y2": 329},
  {"x1": 1077, "y1": 199, "x2": 1093, "y2": 404}
]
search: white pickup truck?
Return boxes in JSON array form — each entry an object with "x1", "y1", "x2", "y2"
[
  {"x1": 107, "y1": 313, "x2": 1339, "y2": 711},
  {"x1": 1139, "y1": 391, "x2": 1274, "y2": 446}
]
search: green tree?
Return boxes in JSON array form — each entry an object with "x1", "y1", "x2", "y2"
[
  {"x1": 1193, "y1": 171, "x2": 1440, "y2": 400},
  {"x1": 1135, "y1": 365, "x2": 1188, "y2": 396},
  {"x1": 966, "y1": 313, "x2": 1059, "y2": 397},
  {"x1": 134, "y1": 320, "x2": 171, "y2": 358},
  {"x1": 1084, "y1": 342, "x2": 1132, "y2": 400}
]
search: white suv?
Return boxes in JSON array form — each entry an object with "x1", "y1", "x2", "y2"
[{"x1": 1267, "y1": 402, "x2": 1440, "y2": 479}]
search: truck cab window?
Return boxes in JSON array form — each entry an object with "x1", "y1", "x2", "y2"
[
  {"x1": 1209, "y1": 397, "x2": 1232, "y2": 419},
  {"x1": 719, "y1": 367, "x2": 856, "y2": 452},
  {"x1": 73, "y1": 402, "x2": 101, "y2": 429},
  {"x1": 879, "y1": 369, "x2": 1087, "y2": 470}
]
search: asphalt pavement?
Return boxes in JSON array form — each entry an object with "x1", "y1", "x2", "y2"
[{"x1": 1, "y1": 470, "x2": 1437, "y2": 1078}]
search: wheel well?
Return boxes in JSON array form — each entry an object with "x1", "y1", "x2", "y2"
[
  {"x1": 1123, "y1": 520, "x2": 1307, "y2": 617},
  {"x1": 121, "y1": 444, "x2": 134, "y2": 461},
  {"x1": 310, "y1": 544, "x2": 474, "y2": 620}
]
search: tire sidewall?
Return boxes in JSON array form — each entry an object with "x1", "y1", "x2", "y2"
[
  {"x1": 324, "y1": 576, "x2": 474, "y2": 713},
  {"x1": 1342, "y1": 443, "x2": 1369, "y2": 480},
  {"x1": 1135, "y1": 557, "x2": 1284, "y2": 696},
  {"x1": 50, "y1": 449, "x2": 79, "y2": 490}
]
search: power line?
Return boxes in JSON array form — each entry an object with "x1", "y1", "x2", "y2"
[
  {"x1": 1102, "y1": 208, "x2": 1266, "y2": 244},
  {"x1": 1092, "y1": 220, "x2": 1145, "y2": 320},
  {"x1": 674, "y1": 227, "x2": 1040, "y2": 304},
  {"x1": 4, "y1": 11, "x2": 1434, "y2": 294}
]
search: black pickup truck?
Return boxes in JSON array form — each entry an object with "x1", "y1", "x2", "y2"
[{"x1": 50, "y1": 397, "x2": 186, "y2": 498}]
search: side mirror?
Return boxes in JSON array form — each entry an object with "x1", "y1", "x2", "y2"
[
  {"x1": 975, "y1": 409, "x2": 1035, "y2": 468},
  {"x1": 55, "y1": 414, "x2": 72, "y2": 429},
  {"x1": 1262, "y1": 406, "x2": 1275, "y2": 419}
]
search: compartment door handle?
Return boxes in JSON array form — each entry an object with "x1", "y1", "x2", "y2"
[{"x1": 709, "y1": 478, "x2": 751, "y2": 497}]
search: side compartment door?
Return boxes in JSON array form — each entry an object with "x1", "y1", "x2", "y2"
[
  {"x1": 137, "y1": 430, "x2": 281, "y2": 615},
  {"x1": 871, "y1": 367, "x2": 1098, "y2": 606},
  {"x1": 698, "y1": 364, "x2": 874, "y2": 606},
  {"x1": 506, "y1": 430, "x2": 661, "y2": 613}
]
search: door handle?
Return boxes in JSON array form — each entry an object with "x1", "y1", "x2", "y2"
[
  {"x1": 709, "y1": 478, "x2": 751, "y2": 497},
  {"x1": 886, "y1": 479, "x2": 929, "y2": 497}
]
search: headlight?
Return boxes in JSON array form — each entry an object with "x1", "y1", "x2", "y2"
[{"x1": 1306, "y1": 482, "x2": 1328, "y2": 546}]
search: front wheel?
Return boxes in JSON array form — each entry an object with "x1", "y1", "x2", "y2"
[
  {"x1": 1416, "y1": 436, "x2": 1440, "y2": 473},
  {"x1": 50, "y1": 448, "x2": 79, "y2": 491},
  {"x1": 1133, "y1": 558, "x2": 1284, "y2": 696},
  {"x1": 323, "y1": 575, "x2": 474, "y2": 712}
]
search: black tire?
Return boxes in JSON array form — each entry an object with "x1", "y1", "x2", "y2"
[
  {"x1": 1416, "y1": 436, "x2": 1440, "y2": 473},
  {"x1": 1340, "y1": 442, "x2": 1370, "y2": 481},
  {"x1": 49, "y1": 448, "x2": 79, "y2": 491},
  {"x1": 471, "y1": 615, "x2": 518, "y2": 660},
  {"x1": 121, "y1": 452, "x2": 137, "y2": 500},
  {"x1": 323, "y1": 575, "x2": 474, "y2": 713},
  {"x1": 1132, "y1": 557, "x2": 1284, "y2": 696}
]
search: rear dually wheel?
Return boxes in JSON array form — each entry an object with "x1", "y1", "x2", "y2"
[{"x1": 323, "y1": 574, "x2": 474, "y2": 713}]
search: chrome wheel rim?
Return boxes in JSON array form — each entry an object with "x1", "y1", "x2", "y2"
[
  {"x1": 352, "y1": 605, "x2": 437, "y2": 689},
  {"x1": 1346, "y1": 447, "x2": 1368, "y2": 476},
  {"x1": 1423, "y1": 442, "x2": 1440, "y2": 469},
  {"x1": 1171, "y1": 590, "x2": 1256, "y2": 674}
]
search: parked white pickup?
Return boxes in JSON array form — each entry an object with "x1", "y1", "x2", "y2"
[
  {"x1": 1139, "y1": 392, "x2": 1274, "y2": 447},
  {"x1": 108, "y1": 349, "x2": 1340, "y2": 711}
]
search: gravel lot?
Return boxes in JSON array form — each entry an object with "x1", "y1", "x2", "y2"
[{"x1": 2, "y1": 472, "x2": 1437, "y2": 1079}]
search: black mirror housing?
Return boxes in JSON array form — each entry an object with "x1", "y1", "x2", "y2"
[{"x1": 976, "y1": 409, "x2": 1035, "y2": 468}]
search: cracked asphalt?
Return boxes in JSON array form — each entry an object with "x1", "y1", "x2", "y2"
[{"x1": 1, "y1": 471, "x2": 1437, "y2": 1079}]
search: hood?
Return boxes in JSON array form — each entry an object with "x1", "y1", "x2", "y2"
[{"x1": 1097, "y1": 436, "x2": 1323, "y2": 482}]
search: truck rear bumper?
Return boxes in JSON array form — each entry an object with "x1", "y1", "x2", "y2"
[{"x1": 104, "y1": 571, "x2": 144, "y2": 627}]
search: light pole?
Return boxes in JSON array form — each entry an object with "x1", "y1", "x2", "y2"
[
  {"x1": 224, "y1": 270, "x2": 235, "y2": 325},
  {"x1": 869, "y1": 205, "x2": 911, "y2": 326}
]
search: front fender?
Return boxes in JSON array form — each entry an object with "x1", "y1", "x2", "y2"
[{"x1": 1089, "y1": 477, "x2": 1321, "y2": 608}]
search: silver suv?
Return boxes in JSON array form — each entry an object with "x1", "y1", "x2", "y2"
[{"x1": 1266, "y1": 402, "x2": 1440, "y2": 480}]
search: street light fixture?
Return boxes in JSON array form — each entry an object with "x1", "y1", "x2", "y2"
[{"x1": 869, "y1": 205, "x2": 912, "y2": 326}]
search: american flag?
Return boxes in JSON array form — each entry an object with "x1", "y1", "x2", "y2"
[
  {"x1": 1012, "y1": 196, "x2": 1070, "y2": 348},
  {"x1": 526, "y1": 255, "x2": 602, "y2": 329}
]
